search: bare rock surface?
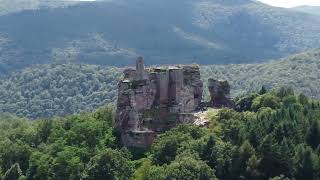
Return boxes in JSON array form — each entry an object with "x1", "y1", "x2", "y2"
[
  {"x1": 208, "y1": 79, "x2": 235, "y2": 108},
  {"x1": 116, "y1": 58, "x2": 203, "y2": 148},
  {"x1": 116, "y1": 58, "x2": 237, "y2": 148}
]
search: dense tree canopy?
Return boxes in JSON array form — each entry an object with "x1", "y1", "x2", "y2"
[
  {"x1": 0, "y1": 87, "x2": 319, "y2": 179},
  {"x1": 0, "y1": 50, "x2": 319, "y2": 119},
  {"x1": 201, "y1": 49, "x2": 320, "y2": 99},
  {"x1": 0, "y1": 64, "x2": 120, "y2": 119}
]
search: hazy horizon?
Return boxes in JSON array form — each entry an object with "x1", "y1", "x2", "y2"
[
  {"x1": 41, "y1": 0, "x2": 320, "y2": 8},
  {"x1": 257, "y1": 0, "x2": 320, "y2": 8}
]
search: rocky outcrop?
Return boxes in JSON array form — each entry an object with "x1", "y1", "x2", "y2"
[
  {"x1": 116, "y1": 57, "x2": 203, "y2": 148},
  {"x1": 208, "y1": 79, "x2": 235, "y2": 108},
  {"x1": 115, "y1": 58, "x2": 237, "y2": 148}
]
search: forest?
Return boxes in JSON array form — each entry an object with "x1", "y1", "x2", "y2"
[
  {"x1": 0, "y1": 1, "x2": 319, "y2": 179},
  {"x1": 1, "y1": 0, "x2": 320, "y2": 73},
  {"x1": 201, "y1": 49, "x2": 320, "y2": 98},
  {"x1": 0, "y1": 87, "x2": 319, "y2": 180},
  {"x1": 0, "y1": 50, "x2": 319, "y2": 119},
  {"x1": 0, "y1": 64, "x2": 121, "y2": 119}
]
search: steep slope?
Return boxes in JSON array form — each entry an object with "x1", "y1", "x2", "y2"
[
  {"x1": 202, "y1": 49, "x2": 320, "y2": 98},
  {"x1": 0, "y1": 64, "x2": 121, "y2": 119},
  {"x1": 291, "y1": 5, "x2": 320, "y2": 16},
  {"x1": 0, "y1": 0, "x2": 320, "y2": 73},
  {"x1": 0, "y1": 49, "x2": 319, "y2": 119}
]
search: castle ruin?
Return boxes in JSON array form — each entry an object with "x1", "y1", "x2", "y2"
[{"x1": 116, "y1": 57, "x2": 233, "y2": 148}]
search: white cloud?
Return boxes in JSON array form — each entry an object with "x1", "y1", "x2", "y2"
[{"x1": 258, "y1": 0, "x2": 320, "y2": 8}]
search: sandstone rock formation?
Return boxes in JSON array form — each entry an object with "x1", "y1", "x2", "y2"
[
  {"x1": 116, "y1": 57, "x2": 203, "y2": 148},
  {"x1": 116, "y1": 58, "x2": 237, "y2": 148},
  {"x1": 208, "y1": 79, "x2": 235, "y2": 108}
]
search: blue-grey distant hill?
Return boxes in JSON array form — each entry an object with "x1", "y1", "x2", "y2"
[
  {"x1": 291, "y1": 5, "x2": 320, "y2": 16},
  {"x1": 0, "y1": 0, "x2": 320, "y2": 73}
]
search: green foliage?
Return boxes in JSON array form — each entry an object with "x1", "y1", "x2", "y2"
[
  {"x1": 235, "y1": 93, "x2": 258, "y2": 112},
  {"x1": 0, "y1": 64, "x2": 120, "y2": 119},
  {"x1": 26, "y1": 151, "x2": 53, "y2": 180},
  {"x1": 201, "y1": 49, "x2": 320, "y2": 100},
  {"x1": 230, "y1": 141, "x2": 256, "y2": 178},
  {"x1": 0, "y1": 50, "x2": 320, "y2": 120},
  {"x1": 151, "y1": 125, "x2": 207, "y2": 165},
  {"x1": 0, "y1": 106, "x2": 118, "y2": 179},
  {"x1": 293, "y1": 145, "x2": 320, "y2": 179},
  {"x1": 134, "y1": 153, "x2": 217, "y2": 180},
  {"x1": 133, "y1": 158, "x2": 153, "y2": 180},
  {"x1": 259, "y1": 86, "x2": 268, "y2": 95},
  {"x1": 163, "y1": 153, "x2": 217, "y2": 180},
  {"x1": 199, "y1": 135, "x2": 235, "y2": 179},
  {"x1": 0, "y1": 137, "x2": 33, "y2": 172},
  {"x1": 202, "y1": 89, "x2": 320, "y2": 179},
  {"x1": 82, "y1": 148, "x2": 134, "y2": 180},
  {"x1": 2, "y1": 163, "x2": 23, "y2": 180},
  {"x1": 269, "y1": 175, "x2": 291, "y2": 180},
  {"x1": 251, "y1": 94, "x2": 281, "y2": 111},
  {"x1": 0, "y1": 88, "x2": 320, "y2": 179},
  {"x1": 258, "y1": 135, "x2": 292, "y2": 178},
  {"x1": 276, "y1": 87, "x2": 295, "y2": 99},
  {"x1": 282, "y1": 95, "x2": 297, "y2": 108},
  {"x1": 0, "y1": 168, "x2": 3, "y2": 179},
  {"x1": 306, "y1": 120, "x2": 320, "y2": 149},
  {"x1": 298, "y1": 93, "x2": 309, "y2": 105}
]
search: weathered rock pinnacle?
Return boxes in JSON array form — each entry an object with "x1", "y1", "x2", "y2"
[
  {"x1": 115, "y1": 58, "x2": 235, "y2": 148},
  {"x1": 208, "y1": 79, "x2": 235, "y2": 108},
  {"x1": 115, "y1": 58, "x2": 203, "y2": 148}
]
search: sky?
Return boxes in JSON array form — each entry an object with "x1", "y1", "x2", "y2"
[{"x1": 258, "y1": 0, "x2": 320, "y2": 8}]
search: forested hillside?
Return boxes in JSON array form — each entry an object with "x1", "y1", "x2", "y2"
[
  {"x1": 1, "y1": 1, "x2": 319, "y2": 179},
  {"x1": 202, "y1": 49, "x2": 320, "y2": 98},
  {"x1": 0, "y1": 0, "x2": 320, "y2": 73},
  {"x1": 291, "y1": 5, "x2": 320, "y2": 16},
  {"x1": 0, "y1": 88, "x2": 319, "y2": 179},
  {"x1": 0, "y1": 64, "x2": 121, "y2": 119},
  {"x1": 0, "y1": 50, "x2": 319, "y2": 119}
]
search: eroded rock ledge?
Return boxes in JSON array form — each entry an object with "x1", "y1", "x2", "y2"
[{"x1": 116, "y1": 57, "x2": 233, "y2": 148}]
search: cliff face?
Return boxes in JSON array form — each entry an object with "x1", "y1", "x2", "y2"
[
  {"x1": 208, "y1": 79, "x2": 235, "y2": 108},
  {"x1": 116, "y1": 57, "x2": 203, "y2": 148},
  {"x1": 115, "y1": 58, "x2": 237, "y2": 148}
]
